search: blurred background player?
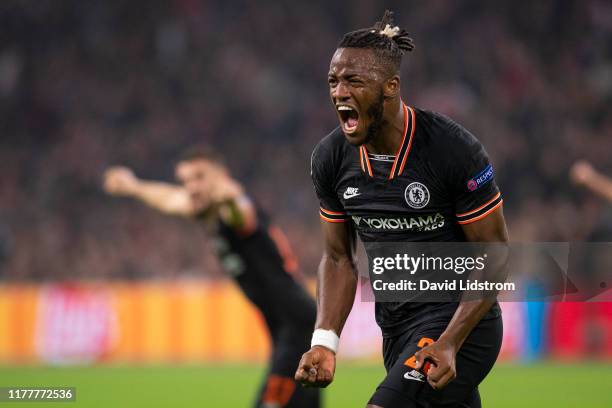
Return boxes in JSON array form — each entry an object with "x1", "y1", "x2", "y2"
[{"x1": 103, "y1": 148, "x2": 320, "y2": 408}]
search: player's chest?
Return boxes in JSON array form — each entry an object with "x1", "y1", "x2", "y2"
[
  {"x1": 335, "y1": 159, "x2": 456, "y2": 235},
  {"x1": 336, "y1": 160, "x2": 450, "y2": 214}
]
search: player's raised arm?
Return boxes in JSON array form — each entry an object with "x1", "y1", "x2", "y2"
[
  {"x1": 103, "y1": 166, "x2": 195, "y2": 217},
  {"x1": 295, "y1": 219, "x2": 358, "y2": 388},
  {"x1": 570, "y1": 160, "x2": 612, "y2": 203}
]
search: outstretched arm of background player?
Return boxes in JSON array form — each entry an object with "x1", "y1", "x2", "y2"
[
  {"x1": 103, "y1": 166, "x2": 257, "y2": 232},
  {"x1": 570, "y1": 160, "x2": 612, "y2": 203},
  {"x1": 208, "y1": 179, "x2": 258, "y2": 234},
  {"x1": 415, "y1": 206, "x2": 508, "y2": 390},
  {"x1": 295, "y1": 220, "x2": 358, "y2": 388},
  {"x1": 103, "y1": 166, "x2": 195, "y2": 217}
]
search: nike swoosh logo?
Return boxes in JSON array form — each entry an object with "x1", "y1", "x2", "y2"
[
  {"x1": 343, "y1": 192, "x2": 361, "y2": 199},
  {"x1": 403, "y1": 372, "x2": 425, "y2": 382}
]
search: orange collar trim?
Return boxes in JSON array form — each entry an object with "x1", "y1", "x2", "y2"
[{"x1": 359, "y1": 103, "x2": 415, "y2": 179}]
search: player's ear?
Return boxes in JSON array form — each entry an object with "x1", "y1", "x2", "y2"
[{"x1": 384, "y1": 75, "x2": 400, "y2": 98}]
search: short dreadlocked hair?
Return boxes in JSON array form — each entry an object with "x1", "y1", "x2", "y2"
[{"x1": 338, "y1": 10, "x2": 414, "y2": 75}]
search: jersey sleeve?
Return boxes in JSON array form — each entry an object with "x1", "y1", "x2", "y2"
[
  {"x1": 310, "y1": 141, "x2": 350, "y2": 223},
  {"x1": 446, "y1": 122, "x2": 503, "y2": 225}
]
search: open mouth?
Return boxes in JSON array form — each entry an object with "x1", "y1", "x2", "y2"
[{"x1": 337, "y1": 105, "x2": 359, "y2": 134}]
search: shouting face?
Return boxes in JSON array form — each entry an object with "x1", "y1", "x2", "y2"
[{"x1": 328, "y1": 47, "x2": 396, "y2": 146}]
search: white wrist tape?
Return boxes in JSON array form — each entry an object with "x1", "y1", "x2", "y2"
[{"x1": 311, "y1": 329, "x2": 340, "y2": 353}]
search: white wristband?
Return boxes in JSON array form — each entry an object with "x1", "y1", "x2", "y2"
[{"x1": 311, "y1": 329, "x2": 340, "y2": 353}]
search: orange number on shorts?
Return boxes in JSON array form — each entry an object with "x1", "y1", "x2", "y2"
[
  {"x1": 417, "y1": 337, "x2": 434, "y2": 348},
  {"x1": 403, "y1": 337, "x2": 435, "y2": 368}
]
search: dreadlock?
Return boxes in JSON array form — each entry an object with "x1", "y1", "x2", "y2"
[{"x1": 338, "y1": 10, "x2": 414, "y2": 75}]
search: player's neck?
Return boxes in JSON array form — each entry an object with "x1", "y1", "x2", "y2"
[{"x1": 364, "y1": 101, "x2": 405, "y2": 156}]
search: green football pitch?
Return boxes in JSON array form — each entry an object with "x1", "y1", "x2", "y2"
[{"x1": 0, "y1": 362, "x2": 611, "y2": 407}]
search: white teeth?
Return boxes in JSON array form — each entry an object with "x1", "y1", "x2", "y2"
[{"x1": 337, "y1": 106, "x2": 353, "y2": 111}]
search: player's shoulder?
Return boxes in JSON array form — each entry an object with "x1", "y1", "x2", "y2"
[
  {"x1": 413, "y1": 107, "x2": 484, "y2": 154},
  {"x1": 313, "y1": 126, "x2": 347, "y2": 155}
]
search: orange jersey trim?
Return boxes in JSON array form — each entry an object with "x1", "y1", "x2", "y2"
[
  {"x1": 389, "y1": 103, "x2": 410, "y2": 179},
  {"x1": 268, "y1": 226, "x2": 299, "y2": 275},
  {"x1": 457, "y1": 200, "x2": 503, "y2": 224},
  {"x1": 320, "y1": 213, "x2": 348, "y2": 223},
  {"x1": 320, "y1": 207, "x2": 346, "y2": 216},
  {"x1": 397, "y1": 106, "x2": 416, "y2": 176},
  {"x1": 456, "y1": 192, "x2": 502, "y2": 218},
  {"x1": 360, "y1": 147, "x2": 366, "y2": 172},
  {"x1": 360, "y1": 146, "x2": 373, "y2": 177}
]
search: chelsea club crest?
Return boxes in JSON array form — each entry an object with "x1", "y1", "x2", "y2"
[{"x1": 404, "y1": 182, "x2": 430, "y2": 209}]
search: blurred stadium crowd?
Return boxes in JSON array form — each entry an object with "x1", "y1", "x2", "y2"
[{"x1": 1, "y1": 0, "x2": 612, "y2": 281}]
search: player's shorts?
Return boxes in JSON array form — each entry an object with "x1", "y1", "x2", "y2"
[{"x1": 368, "y1": 315, "x2": 503, "y2": 408}]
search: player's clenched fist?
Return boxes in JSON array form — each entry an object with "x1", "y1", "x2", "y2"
[
  {"x1": 414, "y1": 339, "x2": 457, "y2": 390},
  {"x1": 104, "y1": 166, "x2": 139, "y2": 196},
  {"x1": 570, "y1": 160, "x2": 596, "y2": 186},
  {"x1": 295, "y1": 346, "x2": 336, "y2": 388}
]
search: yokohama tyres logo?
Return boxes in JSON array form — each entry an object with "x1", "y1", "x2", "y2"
[{"x1": 352, "y1": 213, "x2": 445, "y2": 231}]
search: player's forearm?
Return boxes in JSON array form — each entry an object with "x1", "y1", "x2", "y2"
[
  {"x1": 315, "y1": 254, "x2": 358, "y2": 336},
  {"x1": 130, "y1": 180, "x2": 193, "y2": 216},
  {"x1": 437, "y1": 299, "x2": 495, "y2": 352},
  {"x1": 440, "y1": 239, "x2": 508, "y2": 351},
  {"x1": 584, "y1": 172, "x2": 612, "y2": 203}
]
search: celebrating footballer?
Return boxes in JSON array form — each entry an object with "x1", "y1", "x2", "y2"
[{"x1": 295, "y1": 10, "x2": 508, "y2": 408}]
